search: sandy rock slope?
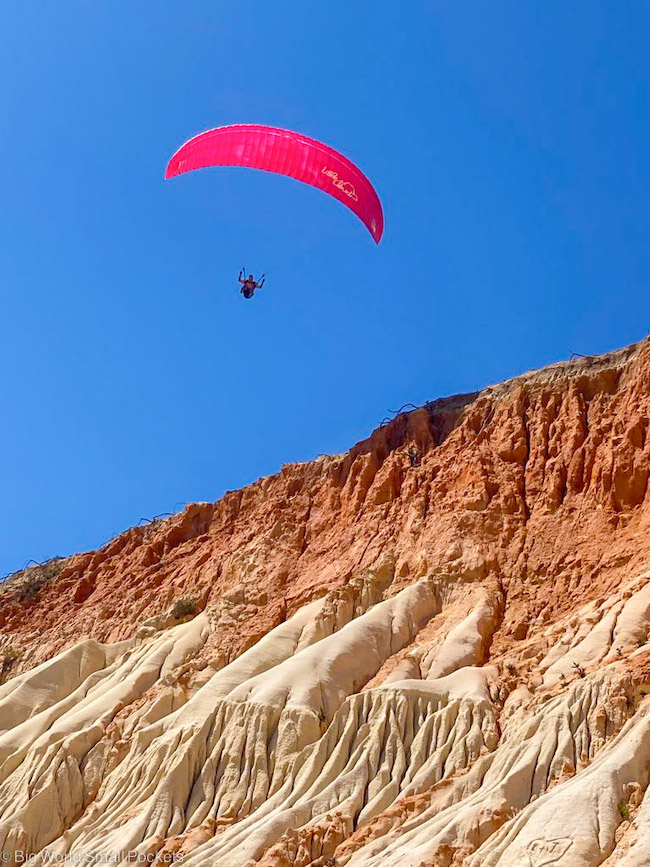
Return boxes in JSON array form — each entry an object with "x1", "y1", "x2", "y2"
[{"x1": 3, "y1": 341, "x2": 650, "y2": 864}]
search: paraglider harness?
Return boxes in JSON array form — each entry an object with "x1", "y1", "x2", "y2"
[{"x1": 239, "y1": 268, "x2": 265, "y2": 299}]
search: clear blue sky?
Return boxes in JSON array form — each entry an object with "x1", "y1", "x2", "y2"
[{"x1": 1, "y1": 2, "x2": 649, "y2": 576}]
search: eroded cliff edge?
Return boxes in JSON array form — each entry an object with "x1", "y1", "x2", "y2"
[{"x1": 2, "y1": 340, "x2": 650, "y2": 865}]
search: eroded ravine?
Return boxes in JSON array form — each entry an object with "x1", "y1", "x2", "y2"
[{"x1": 3, "y1": 340, "x2": 650, "y2": 864}]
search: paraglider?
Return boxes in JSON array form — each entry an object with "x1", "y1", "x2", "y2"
[
  {"x1": 165, "y1": 124, "x2": 383, "y2": 243},
  {"x1": 238, "y1": 269, "x2": 265, "y2": 299}
]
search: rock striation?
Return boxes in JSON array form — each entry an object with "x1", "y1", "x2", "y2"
[{"x1": 3, "y1": 339, "x2": 650, "y2": 864}]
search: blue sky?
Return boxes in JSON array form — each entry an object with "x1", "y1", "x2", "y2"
[{"x1": 1, "y1": 2, "x2": 649, "y2": 576}]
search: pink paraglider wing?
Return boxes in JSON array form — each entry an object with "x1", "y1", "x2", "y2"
[{"x1": 165, "y1": 124, "x2": 383, "y2": 243}]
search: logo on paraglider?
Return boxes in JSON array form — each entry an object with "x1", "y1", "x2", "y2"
[{"x1": 321, "y1": 167, "x2": 359, "y2": 201}]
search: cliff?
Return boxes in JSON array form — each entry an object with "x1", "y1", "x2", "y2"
[{"x1": 2, "y1": 339, "x2": 650, "y2": 865}]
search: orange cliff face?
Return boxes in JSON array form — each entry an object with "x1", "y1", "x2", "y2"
[
  {"x1": 4, "y1": 340, "x2": 650, "y2": 866},
  {"x1": 2, "y1": 339, "x2": 650, "y2": 670}
]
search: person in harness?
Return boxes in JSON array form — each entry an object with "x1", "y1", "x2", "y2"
[{"x1": 238, "y1": 268, "x2": 265, "y2": 299}]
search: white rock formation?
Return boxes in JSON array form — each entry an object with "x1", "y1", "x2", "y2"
[{"x1": 1, "y1": 573, "x2": 650, "y2": 865}]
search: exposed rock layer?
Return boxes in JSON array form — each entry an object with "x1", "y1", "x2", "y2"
[{"x1": 2, "y1": 340, "x2": 650, "y2": 864}]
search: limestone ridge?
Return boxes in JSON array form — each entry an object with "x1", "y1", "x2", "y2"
[{"x1": 2, "y1": 339, "x2": 650, "y2": 864}]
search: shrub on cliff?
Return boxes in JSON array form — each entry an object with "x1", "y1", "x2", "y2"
[{"x1": 172, "y1": 597, "x2": 198, "y2": 620}]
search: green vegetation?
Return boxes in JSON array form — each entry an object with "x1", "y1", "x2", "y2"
[
  {"x1": 618, "y1": 802, "x2": 630, "y2": 820},
  {"x1": 172, "y1": 597, "x2": 198, "y2": 620},
  {"x1": 1, "y1": 646, "x2": 20, "y2": 681},
  {"x1": 13, "y1": 558, "x2": 65, "y2": 602}
]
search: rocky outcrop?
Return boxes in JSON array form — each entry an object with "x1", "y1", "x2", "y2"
[{"x1": 3, "y1": 339, "x2": 650, "y2": 863}]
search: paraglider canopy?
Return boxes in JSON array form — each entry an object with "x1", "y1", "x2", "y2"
[{"x1": 165, "y1": 124, "x2": 383, "y2": 243}]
